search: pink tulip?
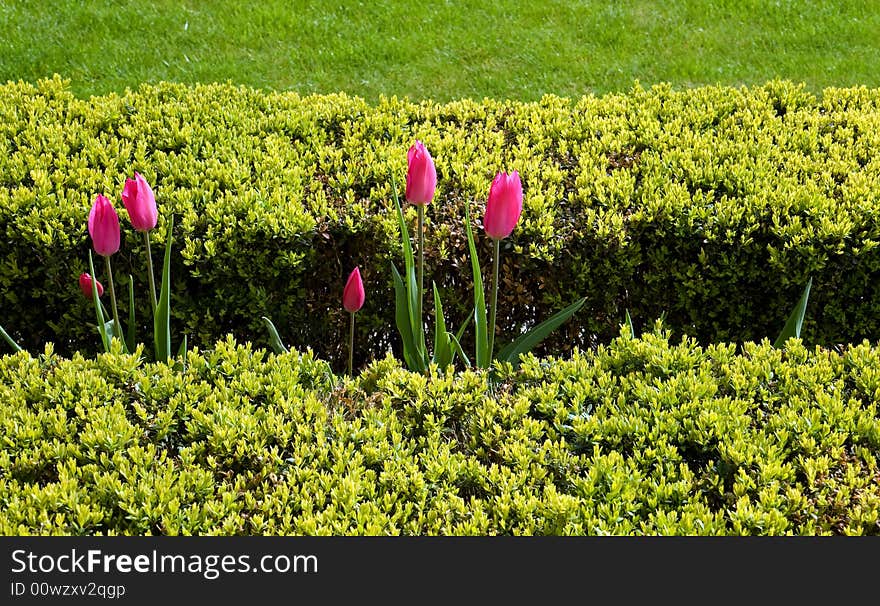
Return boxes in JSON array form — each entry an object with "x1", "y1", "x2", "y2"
[
  {"x1": 121, "y1": 172, "x2": 158, "y2": 232},
  {"x1": 343, "y1": 267, "x2": 365, "y2": 313},
  {"x1": 88, "y1": 194, "x2": 121, "y2": 257},
  {"x1": 483, "y1": 171, "x2": 523, "y2": 240},
  {"x1": 78, "y1": 273, "x2": 104, "y2": 299},
  {"x1": 405, "y1": 140, "x2": 437, "y2": 205}
]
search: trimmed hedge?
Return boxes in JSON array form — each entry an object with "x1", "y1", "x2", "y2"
[
  {"x1": 2, "y1": 77, "x2": 880, "y2": 366},
  {"x1": 1, "y1": 331, "x2": 879, "y2": 535}
]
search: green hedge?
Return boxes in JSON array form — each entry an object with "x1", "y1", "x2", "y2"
[
  {"x1": 3, "y1": 76, "x2": 880, "y2": 366},
  {"x1": 1, "y1": 331, "x2": 879, "y2": 535}
]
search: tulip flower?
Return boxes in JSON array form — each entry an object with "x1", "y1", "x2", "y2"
[
  {"x1": 87, "y1": 194, "x2": 124, "y2": 345},
  {"x1": 343, "y1": 267, "x2": 365, "y2": 375},
  {"x1": 343, "y1": 267, "x2": 365, "y2": 312},
  {"x1": 79, "y1": 273, "x2": 104, "y2": 299},
  {"x1": 121, "y1": 172, "x2": 158, "y2": 232},
  {"x1": 405, "y1": 140, "x2": 437, "y2": 333},
  {"x1": 88, "y1": 194, "x2": 120, "y2": 257},
  {"x1": 483, "y1": 170, "x2": 522, "y2": 241},
  {"x1": 122, "y1": 172, "x2": 159, "y2": 311},
  {"x1": 79, "y1": 271, "x2": 112, "y2": 337},
  {"x1": 484, "y1": 170, "x2": 523, "y2": 359},
  {"x1": 405, "y1": 141, "x2": 437, "y2": 206}
]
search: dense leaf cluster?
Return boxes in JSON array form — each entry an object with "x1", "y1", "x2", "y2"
[{"x1": 2, "y1": 331, "x2": 878, "y2": 535}]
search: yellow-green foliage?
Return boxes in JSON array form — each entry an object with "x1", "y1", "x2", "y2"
[
  {"x1": 2, "y1": 76, "x2": 880, "y2": 364},
  {"x1": 1, "y1": 331, "x2": 879, "y2": 535}
]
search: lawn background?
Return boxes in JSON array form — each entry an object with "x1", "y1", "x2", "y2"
[{"x1": 1, "y1": 0, "x2": 878, "y2": 101}]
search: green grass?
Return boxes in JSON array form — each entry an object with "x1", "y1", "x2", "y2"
[{"x1": 1, "y1": 0, "x2": 879, "y2": 101}]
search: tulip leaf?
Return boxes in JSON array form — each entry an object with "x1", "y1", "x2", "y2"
[
  {"x1": 89, "y1": 250, "x2": 111, "y2": 352},
  {"x1": 392, "y1": 177, "x2": 427, "y2": 364},
  {"x1": 431, "y1": 282, "x2": 453, "y2": 369},
  {"x1": 174, "y1": 334, "x2": 188, "y2": 373},
  {"x1": 126, "y1": 274, "x2": 136, "y2": 353},
  {"x1": 497, "y1": 297, "x2": 586, "y2": 368},
  {"x1": 464, "y1": 202, "x2": 489, "y2": 368},
  {"x1": 391, "y1": 177, "x2": 414, "y2": 274},
  {"x1": 625, "y1": 308, "x2": 635, "y2": 338},
  {"x1": 392, "y1": 263, "x2": 422, "y2": 372},
  {"x1": 449, "y1": 304, "x2": 472, "y2": 368},
  {"x1": 261, "y1": 316, "x2": 289, "y2": 354},
  {"x1": 773, "y1": 277, "x2": 812, "y2": 348},
  {"x1": 455, "y1": 312, "x2": 472, "y2": 344},
  {"x1": 154, "y1": 214, "x2": 174, "y2": 363},
  {"x1": 406, "y1": 262, "x2": 427, "y2": 365},
  {"x1": 391, "y1": 174, "x2": 429, "y2": 370},
  {"x1": 449, "y1": 332, "x2": 470, "y2": 368},
  {"x1": 0, "y1": 324, "x2": 23, "y2": 353}
]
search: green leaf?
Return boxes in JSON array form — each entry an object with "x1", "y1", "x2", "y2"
[
  {"x1": 0, "y1": 324, "x2": 23, "y2": 353},
  {"x1": 89, "y1": 250, "x2": 111, "y2": 352},
  {"x1": 773, "y1": 277, "x2": 812, "y2": 348},
  {"x1": 431, "y1": 282, "x2": 453, "y2": 369},
  {"x1": 406, "y1": 261, "x2": 426, "y2": 365},
  {"x1": 497, "y1": 297, "x2": 586, "y2": 368},
  {"x1": 391, "y1": 176, "x2": 415, "y2": 281},
  {"x1": 455, "y1": 311, "x2": 472, "y2": 344},
  {"x1": 174, "y1": 334, "x2": 188, "y2": 373},
  {"x1": 392, "y1": 263, "x2": 422, "y2": 372},
  {"x1": 625, "y1": 308, "x2": 635, "y2": 338},
  {"x1": 261, "y1": 316, "x2": 289, "y2": 354},
  {"x1": 464, "y1": 202, "x2": 489, "y2": 369},
  {"x1": 449, "y1": 332, "x2": 470, "y2": 368},
  {"x1": 126, "y1": 275, "x2": 136, "y2": 353},
  {"x1": 154, "y1": 215, "x2": 174, "y2": 363},
  {"x1": 392, "y1": 174, "x2": 427, "y2": 369}
]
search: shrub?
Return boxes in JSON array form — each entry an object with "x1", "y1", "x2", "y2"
[
  {"x1": 1, "y1": 332, "x2": 878, "y2": 535},
  {"x1": 2, "y1": 77, "x2": 880, "y2": 367}
]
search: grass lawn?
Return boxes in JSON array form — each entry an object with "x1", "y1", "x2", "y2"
[{"x1": 1, "y1": 0, "x2": 878, "y2": 101}]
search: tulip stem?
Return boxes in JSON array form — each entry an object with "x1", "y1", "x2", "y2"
[
  {"x1": 144, "y1": 231, "x2": 158, "y2": 313},
  {"x1": 348, "y1": 312, "x2": 356, "y2": 376},
  {"x1": 488, "y1": 239, "x2": 500, "y2": 361},
  {"x1": 103, "y1": 256, "x2": 124, "y2": 346},
  {"x1": 417, "y1": 204, "x2": 425, "y2": 329},
  {"x1": 0, "y1": 324, "x2": 22, "y2": 353}
]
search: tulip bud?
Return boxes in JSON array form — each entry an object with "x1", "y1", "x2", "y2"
[
  {"x1": 78, "y1": 273, "x2": 104, "y2": 299},
  {"x1": 88, "y1": 194, "x2": 121, "y2": 257},
  {"x1": 121, "y1": 172, "x2": 158, "y2": 232},
  {"x1": 483, "y1": 171, "x2": 523, "y2": 240},
  {"x1": 343, "y1": 267, "x2": 365, "y2": 313},
  {"x1": 405, "y1": 140, "x2": 437, "y2": 206}
]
